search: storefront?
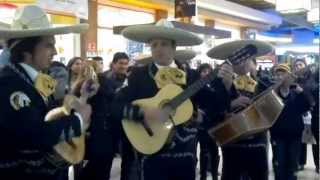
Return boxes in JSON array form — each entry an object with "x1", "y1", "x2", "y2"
[
  {"x1": 0, "y1": 0, "x2": 87, "y2": 64},
  {"x1": 97, "y1": 1, "x2": 155, "y2": 69},
  {"x1": 0, "y1": 0, "x2": 283, "y2": 69},
  {"x1": 96, "y1": 0, "x2": 282, "y2": 70}
]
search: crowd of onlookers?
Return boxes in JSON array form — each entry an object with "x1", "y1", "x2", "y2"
[{"x1": 46, "y1": 53, "x2": 319, "y2": 180}]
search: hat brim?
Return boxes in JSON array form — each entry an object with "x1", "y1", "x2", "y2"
[
  {"x1": 0, "y1": 21, "x2": 9, "y2": 29},
  {"x1": 135, "y1": 50, "x2": 197, "y2": 65},
  {"x1": 0, "y1": 23, "x2": 89, "y2": 39},
  {"x1": 207, "y1": 40, "x2": 273, "y2": 60},
  {"x1": 122, "y1": 25, "x2": 203, "y2": 46}
]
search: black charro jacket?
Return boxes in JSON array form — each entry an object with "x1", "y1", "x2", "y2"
[
  {"x1": 0, "y1": 64, "x2": 82, "y2": 179},
  {"x1": 113, "y1": 62, "x2": 231, "y2": 157}
]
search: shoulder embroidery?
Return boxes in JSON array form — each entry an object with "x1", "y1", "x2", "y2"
[{"x1": 10, "y1": 91, "x2": 31, "y2": 110}]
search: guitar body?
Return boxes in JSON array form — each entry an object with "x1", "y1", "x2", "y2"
[
  {"x1": 209, "y1": 90, "x2": 284, "y2": 146},
  {"x1": 122, "y1": 84, "x2": 193, "y2": 155}
]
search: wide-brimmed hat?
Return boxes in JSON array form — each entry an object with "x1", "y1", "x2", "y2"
[
  {"x1": 0, "y1": 21, "x2": 9, "y2": 29},
  {"x1": 134, "y1": 49, "x2": 197, "y2": 65},
  {"x1": 207, "y1": 40, "x2": 273, "y2": 60},
  {"x1": 122, "y1": 19, "x2": 203, "y2": 46},
  {"x1": 0, "y1": 5, "x2": 89, "y2": 39}
]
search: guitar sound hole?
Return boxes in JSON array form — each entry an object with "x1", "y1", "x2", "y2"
[{"x1": 160, "y1": 100, "x2": 175, "y2": 117}]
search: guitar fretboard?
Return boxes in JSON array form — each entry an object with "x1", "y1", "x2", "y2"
[
  {"x1": 169, "y1": 72, "x2": 216, "y2": 109},
  {"x1": 166, "y1": 44, "x2": 257, "y2": 110}
]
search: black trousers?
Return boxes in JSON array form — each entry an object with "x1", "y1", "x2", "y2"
[
  {"x1": 141, "y1": 156, "x2": 196, "y2": 180},
  {"x1": 198, "y1": 129, "x2": 219, "y2": 180},
  {"x1": 79, "y1": 156, "x2": 114, "y2": 180},
  {"x1": 120, "y1": 135, "x2": 136, "y2": 180},
  {"x1": 0, "y1": 169, "x2": 62, "y2": 180},
  {"x1": 221, "y1": 146, "x2": 268, "y2": 180},
  {"x1": 272, "y1": 138, "x2": 301, "y2": 180},
  {"x1": 299, "y1": 144, "x2": 307, "y2": 167}
]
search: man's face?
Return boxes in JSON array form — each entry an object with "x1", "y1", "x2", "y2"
[
  {"x1": 273, "y1": 70, "x2": 288, "y2": 82},
  {"x1": 31, "y1": 36, "x2": 57, "y2": 71},
  {"x1": 200, "y1": 68, "x2": 211, "y2": 78},
  {"x1": 294, "y1": 61, "x2": 306, "y2": 72},
  {"x1": 113, "y1": 58, "x2": 129, "y2": 75},
  {"x1": 233, "y1": 58, "x2": 251, "y2": 75},
  {"x1": 150, "y1": 39, "x2": 175, "y2": 66},
  {"x1": 273, "y1": 70, "x2": 292, "y2": 87}
]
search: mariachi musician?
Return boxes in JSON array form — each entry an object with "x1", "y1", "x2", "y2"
[
  {"x1": 0, "y1": 5, "x2": 96, "y2": 180},
  {"x1": 114, "y1": 19, "x2": 234, "y2": 180},
  {"x1": 207, "y1": 40, "x2": 274, "y2": 180}
]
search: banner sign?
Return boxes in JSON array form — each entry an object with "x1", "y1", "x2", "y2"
[
  {"x1": 37, "y1": 0, "x2": 88, "y2": 19},
  {"x1": 175, "y1": 0, "x2": 196, "y2": 18}
]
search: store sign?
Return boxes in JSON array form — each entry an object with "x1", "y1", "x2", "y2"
[
  {"x1": 37, "y1": 0, "x2": 88, "y2": 19},
  {"x1": 87, "y1": 42, "x2": 97, "y2": 52},
  {"x1": 175, "y1": 0, "x2": 196, "y2": 18},
  {"x1": 307, "y1": 0, "x2": 319, "y2": 24},
  {"x1": 127, "y1": 40, "x2": 144, "y2": 58},
  {"x1": 276, "y1": 0, "x2": 311, "y2": 14},
  {"x1": 0, "y1": 0, "x2": 36, "y2": 3}
]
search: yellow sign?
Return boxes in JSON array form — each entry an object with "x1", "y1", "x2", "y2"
[
  {"x1": 109, "y1": 0, "x2": 168, "y2": 10},
  {"x1": 51, "y1": 14, "x2": 77, "y2": 25},
  {"x1": 0, "y1": 0, "x2": 36, "y2": 3},
  {"x1": 37, "y1": 0, "x2": 88, "y2": 19}
]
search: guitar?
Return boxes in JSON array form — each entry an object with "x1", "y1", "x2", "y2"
[
  {"x1": 122, "y1": 44, "x2": 258, "y2": 155},
  {"x1": 208, "y1": 66, "x2": 298, "y2": 146},
  {"x1": 44, "y1": 65, "x2": 99, "y2": 167}
]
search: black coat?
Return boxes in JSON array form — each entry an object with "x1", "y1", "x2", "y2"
[
  {"x1": 0, "y1": 64, "x2": 82, "y2": 179},
  {"x1": 311, "y1": 80, "x2": 319, "y2": 137},
  {"x1": 270, "y1": 89, "x2": 312, "y2": 139},
  {"x1": 85, "y1": 73, "x2": 121, "y2": 159}
]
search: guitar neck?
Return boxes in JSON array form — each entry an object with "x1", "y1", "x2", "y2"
[
  {"x1": 169, "y1": 72, "x2": 217, "y2": 109},
  {"x1": 167, "y1": 44, "x2": 257, "y2": 111}
]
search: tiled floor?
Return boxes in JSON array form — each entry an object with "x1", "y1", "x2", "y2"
[{"x1": 108, "y1": 144, "x2": 319, "y2": 180}]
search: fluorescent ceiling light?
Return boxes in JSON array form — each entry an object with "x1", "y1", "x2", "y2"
[
  {"x1": 276, "y1": 0, "x2": 312, "y2": 14},
  {"x1": 197, "y1": 0, "x2": 281, "y2": 26},
  {"x1": 256, "y1": 34, "x2": 292, "y2": 43},
  {"x1": 307, "y1": 8, "x2": 319, "y2": 24}
]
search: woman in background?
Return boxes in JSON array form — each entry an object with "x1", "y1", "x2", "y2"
[{"x1": 67, "y1": 57, "x2": 84, "y2": 87}]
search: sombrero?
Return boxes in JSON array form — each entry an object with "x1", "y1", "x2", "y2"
[
  {"x1": 207, "y1": 40, "x2": 273, "y2": 60},
  {"x1": 0, "y1": 5, "x2": 88, "y2": 39},
  {"x1": 122, "y1": 19, "x2": 203, "y2": 46},
  {"x1": 135, "y1": 49, "x2": 197, "y2": 65},
  {"x1": 0, "y1": 21, "x2": 9, "y2": 29}
]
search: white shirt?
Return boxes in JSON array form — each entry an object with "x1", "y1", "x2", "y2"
[
  {"x1": 19, "y1": 63, "x2": 39, "y2": 83},
  {"x1": 154, "y1": 60, "x2": 177, "y2": 69}
]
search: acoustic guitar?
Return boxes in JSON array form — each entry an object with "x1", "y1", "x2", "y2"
[
  {"x1": 122, "y1": 44, "x2": 258, "y2": 155},
  {"x1": 208, "y1": 69, "x2": 297, "y2": 146},
  {"x1": 208, "y1": 89, "x2": 284, "y2": 146},
  {"x1": 44, "y1": 65, "x2": 99, "y2": 167}
]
